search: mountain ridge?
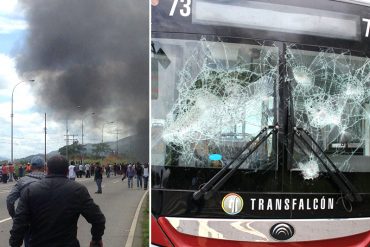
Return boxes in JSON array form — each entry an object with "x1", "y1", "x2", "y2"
[{"x1": 4, "y1": 134, "x2": 148, "y2": 163}]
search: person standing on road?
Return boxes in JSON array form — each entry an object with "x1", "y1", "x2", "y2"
[
  {"x1": 9, "y1": 155, "x2": 105, "y2": 247},
  {"x1": 85, "y1": 163, "x2": 91, "y2": 178},
  {"x1": 126, "y1": 164, "x2": 135, "y2": 189},
  {"x1": 113, "y1": 163, "x2": 118, "y2": 176},
  {"x1": 91, "y1": 163, "x2": 95, "y2": 175},
  {"x1": 121, "y1": 163, "x2": 127, "y2": 181},
  {"x1": 8, "y1": 163, "x2": 15, "y2": 182},
  {"x1": 143, "y1": 163, "x2": 149, "y2": 190},
  {"x1": 2, "y1": 163, "x2": 9, "y2": 183},
  {"x1": 78, "y1": 163, "x2": 84, "y2": 178},
  {"x1": 135, "y1": 163, "x2": 143, "y2": 189},
  {"x1": 109, "y1": 164, "x2": 113, "y2": 176},
  {"x1": 105, "y1": 164, "x2": 110, "y2": 178},
  {"x1": 6, "y1": 156, "x2": 45, "y2": 247},
  {"x1": 94, "y1": 163, "x2": 103, "y2": 194},
  {"x1": 68, "y1": 161, "x2": 77, "y2": 180},
  {"x1": 18, "y1": 164, "x2": 24, "y2": 178}
]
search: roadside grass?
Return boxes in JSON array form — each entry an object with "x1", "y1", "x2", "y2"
[{"x1": 142, "y1": 195, "x2": 149, "y2": 247}]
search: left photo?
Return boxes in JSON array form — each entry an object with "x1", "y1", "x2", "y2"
[{"x1": 0, "y1": 0, "x2": 149, "y2": 246}]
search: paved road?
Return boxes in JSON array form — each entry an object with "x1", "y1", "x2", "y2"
[{"x1": 0, "y1": 175, "x2": 146, "y2": 247}]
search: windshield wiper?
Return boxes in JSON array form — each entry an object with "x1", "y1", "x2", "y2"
[
  {"x1": 193, "y1": 125, "x2": 279, "y2": 200},
  {"x1": 294, "y1": 127, "x2": 362, "y2": 203}
]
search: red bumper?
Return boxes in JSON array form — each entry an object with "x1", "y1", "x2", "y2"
[{"x1": 152, "y1": 216, "x2": 370, "y2": 247}]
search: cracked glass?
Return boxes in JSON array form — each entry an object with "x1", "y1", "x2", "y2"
[
  {"x1": 288, "y1": 46, "x2": 370, "y2": 178},
  {"x1": 151, "y1": 37, "x2": 370, "y2": 182},
  {"x1": 152, "y1": 38, "x2": 278, "y2": 169}
]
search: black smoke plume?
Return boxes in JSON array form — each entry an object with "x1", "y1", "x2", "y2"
[{"x1": 17, "y1": 0, "x2": 148, "y2": 160}]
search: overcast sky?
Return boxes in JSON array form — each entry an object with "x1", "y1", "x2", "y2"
[{"x1": 0, "y1": 0, "x2": 148, "y2": 160}]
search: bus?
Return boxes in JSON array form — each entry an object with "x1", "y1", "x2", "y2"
[{"x1": 151, "y1": 0, "x2": 370, "y2": 246}]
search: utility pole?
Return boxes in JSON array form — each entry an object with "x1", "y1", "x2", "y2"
[
  {"x1": 65, "y1": 120, "x2": 69, "y2": 160},
  {"x1": 64, "y1": 133, "x2": 78, "y2": 161},
  {"x1": 80, "y1": 112, "x2": 95, "y2": 165},
  {"x1": 101, "y1": 121, "x2": 114, "y2": 143},
  {"x1": 115, "y1": 128, "x2": 123, "y2": 156},
  {"x1": 71, "y1": 134, "x2": 78, "y2": 162},
  {"x1": 44, "y1": 113, "x2": 47, "y2": 163},
  {"x1": 116, "y1": 131, "x2": 118, "y2": 156},
  {"x1": 108, "y1": 128, "x2": 123, "y2": 156},
  {"x1": 82, "y1": 120, "x2": 84, "y2": 145}
]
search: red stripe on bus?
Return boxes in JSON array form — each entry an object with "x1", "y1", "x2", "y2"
[{"x1": 157, "y1": 217, "x2": 370, "y2": 247}]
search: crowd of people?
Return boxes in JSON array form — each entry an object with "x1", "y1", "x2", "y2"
[
  {"x1": 1, "y1": 163, "x2": 33, "y2": 183},
  {"x1": 122, "y1": 162, "x2": 150, "y2": 189},
  {"x1": 2, "y1": 160, "x2": 149, "y2": 205},
  {"x1": 1, "y1": 161, "x2": 150, "y2": 190},
  {"x1": 65, "y1": 161, "x2": 150, "y2": 191}
]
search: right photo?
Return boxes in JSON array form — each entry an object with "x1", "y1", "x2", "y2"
[{"x1": 150, "y1": 0, "x2": 370, "y2": 246}]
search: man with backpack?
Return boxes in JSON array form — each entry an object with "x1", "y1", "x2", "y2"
[{"x1": 6, "y1": 156, "x2": 45, "y2": 247}]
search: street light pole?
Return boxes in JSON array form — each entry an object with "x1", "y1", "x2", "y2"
[
  {"x1": 11, "y1": 80, "x2": 34, "y2": 163},
  {"x1": 81, "y1": 112, "x2": 95, "y2": 145},
  {"x1": 66, "y1": 120, "x2": 69, "y2": 160},
  {"x1": 82, "y1": 120, "x2": 83, "y2": 145},
  {"x1": 44, "y1": 113, "x2": 47, "y2": 163},
  {"x1": 80, "y1": 112, "x2": 95, "y2": 164},
  {"x1": 101, "y1": 121, "x2": 114, "y2": 143}
]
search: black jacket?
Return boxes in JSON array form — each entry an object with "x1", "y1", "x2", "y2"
[
  {"x1": 9, "y1": 175, "x2": 105, "y2": 247},
  {"x1": 94, "y1": 167, "x2": 103, "y2": 180}
]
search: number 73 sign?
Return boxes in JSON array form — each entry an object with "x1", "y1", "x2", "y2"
[{"x1": 169, "y1": 0, "x2": 191, "y2": 17}]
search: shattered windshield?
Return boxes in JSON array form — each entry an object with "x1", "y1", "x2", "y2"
[
  {"x1": 152, "y1": 38, "x2": 278, "y2": 169},
  {"x1": 151, "y1": 37, "x2": 370, "y2": 178},
  {"x1": 287, "y1": 46, "x2": 370, "y2": 179}
]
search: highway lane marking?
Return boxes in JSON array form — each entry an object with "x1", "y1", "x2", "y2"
[
  {"x1": 77, "y1": 178, "x2": 90, "y2": 182},
  {"x1": 0, "y1": 184, "x2": 15, "y2": 190},
  {"x1": 77, "y1": 178, "x2": 120, "y2": 183},
  {"x1": 0, "y1": 217, "x2": 12, "y2": 224},
  {"x1": 125, "y1": 190, "x2": 148, "y2": 247}
]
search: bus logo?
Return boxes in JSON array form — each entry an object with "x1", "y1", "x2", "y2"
[
  {"x1": 270, "y1": 223, "x2": 295, "y2": 241},
  {"x1": 222, "y1": 193, "x2": 243, "y2": 215}
]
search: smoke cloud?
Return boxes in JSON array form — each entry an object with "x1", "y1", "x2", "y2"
[{"x1": 17, "y1": 0, "x2": 148, "y2": 158}]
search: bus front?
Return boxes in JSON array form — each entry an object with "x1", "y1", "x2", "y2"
[{"x1": 151, "y1": 0, "x2": 370, "y2": 246}]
